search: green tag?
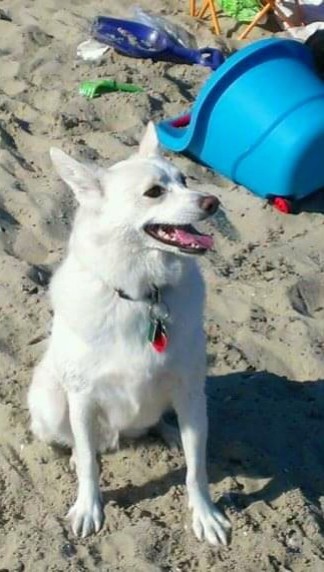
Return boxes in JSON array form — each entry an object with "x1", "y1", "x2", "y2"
[{"x1": 148, "y1": 319, "x2": 158, "y2": 343}]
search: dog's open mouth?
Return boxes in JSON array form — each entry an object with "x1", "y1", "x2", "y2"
[{"x1": 145, "y1": 224, "x2": 213, "y2": 254}]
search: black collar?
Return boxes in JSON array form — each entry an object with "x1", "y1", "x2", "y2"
[{"x1": 115, "y1": 285, "x2": 160, "y2": 304}]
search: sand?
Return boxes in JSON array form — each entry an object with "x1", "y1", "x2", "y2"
[{"x1": 0, "y1": 0, "x2": 324, "y2": 570}]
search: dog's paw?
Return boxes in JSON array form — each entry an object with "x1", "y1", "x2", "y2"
[
  {"x1": 67, "y1": 494, "x2": 103, "y2": 538},
  {"x1": 191, "y1": 501, "x2": 231, "y2": 546}
]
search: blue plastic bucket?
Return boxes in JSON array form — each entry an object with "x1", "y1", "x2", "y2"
[{"x1": 157, "y1": 38, "x2": 324, "y2": 200}]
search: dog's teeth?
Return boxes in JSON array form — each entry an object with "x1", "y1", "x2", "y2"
[
  {"x1": 155, "y1": 226, "x2": 188, "y2": 246},
  {"x1": 157, "y1": 228, "x2": 176, "y2": 241}
]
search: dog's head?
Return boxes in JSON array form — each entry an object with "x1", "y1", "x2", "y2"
[{"x1": 50, "y1": 123, "x2": 219, "y2": 257}]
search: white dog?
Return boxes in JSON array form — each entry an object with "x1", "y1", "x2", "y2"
[{"x1": 28, "y1": 123, "x2": 231, "y2": 545}]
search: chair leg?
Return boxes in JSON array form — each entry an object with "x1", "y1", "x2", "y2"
[
  {"x1": 198, "y1": 0, "x2": 221, "y2": 35},
  {"x1": 238, "y1": 1, "x2": 273, "y2": 40},
  {"x1": 190, "y1": 0, "x2": 196, "y2": 17},
  {"x1": 209, "y1": 1, "x2": 221, "y2": 35},
  {"x1": 198, "y1": 0, "x2": 209, "y2": 19}
]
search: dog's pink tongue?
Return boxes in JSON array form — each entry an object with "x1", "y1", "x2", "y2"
[{"x1": 174, "y1": 228, "x2": 213, "y2": 249}]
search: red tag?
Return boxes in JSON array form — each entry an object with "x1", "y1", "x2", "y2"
[{"x1": 152, "y1": 330, "x2": 168, "y2": 353}]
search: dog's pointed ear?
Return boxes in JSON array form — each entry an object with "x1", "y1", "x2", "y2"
[
  {"x1": 138, "y1": 122, "x2": 159, "y2": 157},
  {"x1": 50, "y1": 147, "x2": 103, "y2": 206}
]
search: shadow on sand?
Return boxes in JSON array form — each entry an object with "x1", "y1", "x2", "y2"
[{"x1": 102, "y1": 371, "x2": 324, "y2": 518}]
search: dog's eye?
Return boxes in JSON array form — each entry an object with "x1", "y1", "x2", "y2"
[{"x1": 144, "y1": 186, "x2": 164, "y2": 198}]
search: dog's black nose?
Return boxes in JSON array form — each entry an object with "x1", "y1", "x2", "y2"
[{"x1": 199, "y1": 195, "x2": 219, "y2": 216}]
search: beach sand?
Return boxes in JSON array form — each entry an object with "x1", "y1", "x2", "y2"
[{"x1": 0, "y1": 1, "x2": 324, "y2": 570}]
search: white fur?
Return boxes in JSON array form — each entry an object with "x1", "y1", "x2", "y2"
[{"x1": 28, "y1": 123, "x2": 231, "y2": 545}]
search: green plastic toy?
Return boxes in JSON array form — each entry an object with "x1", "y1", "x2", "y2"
[
  {"x1": 79, "y1": 79, "x2": 144, "y2": 99},
  {"x1": 219, "y1": 0, "x2": 262, "y2": 22}
]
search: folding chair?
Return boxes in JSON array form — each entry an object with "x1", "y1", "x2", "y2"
[
  {"x1": 190, "y1": 0, "x2": 221, "y2": 35},
  {"x1": 190, "y1": 0, "x2": 304, "y2": 40},
  {"x1": 238, "y1": 0, "x2": 305, "y2": 40},
  {"x1": 238, "y1": 0, "x2": 275, "y2": 39}
]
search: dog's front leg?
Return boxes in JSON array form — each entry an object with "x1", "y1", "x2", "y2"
[
  {"x1": 173, "y1": 386, "x2": 231, "y2": 546},
  {"x1": 67, "y1": 393, "x2": 103, "y2": 537}
]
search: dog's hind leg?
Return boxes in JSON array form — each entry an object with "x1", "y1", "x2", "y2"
[
  {"x1": 153, "y1": 413, "x2": 182, "y2": 450},
  {"x1": 28, "y1": 357, "x2": 73, "y2": 447}
]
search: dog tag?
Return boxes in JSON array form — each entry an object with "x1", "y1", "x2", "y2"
[
  {"x1": 148, "y1": 319, "x2": 168, "y2": 353},
  {"x1": 150, "y1": 301, "x2": 169, "y2": 322}
]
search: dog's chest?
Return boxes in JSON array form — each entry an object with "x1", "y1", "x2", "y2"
[
  {"x1": 52, "y1": 263, "x2": 205, "y2": 428},
  {"x1": 94, "y1": 360, "x2": 172, "y2": 431}
]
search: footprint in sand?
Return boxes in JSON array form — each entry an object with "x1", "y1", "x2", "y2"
[{"x1": 288, "y1": 275, "x2": 324, "y2": 318}]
